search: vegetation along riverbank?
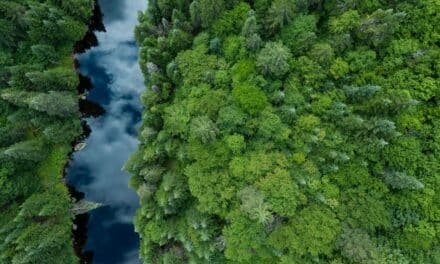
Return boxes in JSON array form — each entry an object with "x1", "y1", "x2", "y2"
[
  {"x1": 127, "y1": 0, "x2": 440, "y2": 263},
  {"x1": 0, "y1": 1, "x2": 95, "y2": 263}
]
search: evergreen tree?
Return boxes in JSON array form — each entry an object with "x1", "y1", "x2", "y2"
[
  {"x1": 3, "y1": 139, "x2": 45, "y2": 162},
  {"x1": 266, "y1": 0, "x2": 296, "y2": 31}
]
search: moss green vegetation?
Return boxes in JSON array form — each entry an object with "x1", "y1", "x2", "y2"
[
  {"x1": 129, "y1": 0, "x2": 440, "y2": 263},
  {"x1": 0, "y1": 0, "x2": 93, "y2": 262}
]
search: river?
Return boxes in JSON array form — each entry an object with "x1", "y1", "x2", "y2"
[{"x1": 67, "y1": 0, "x2": 147, "y2": 263}]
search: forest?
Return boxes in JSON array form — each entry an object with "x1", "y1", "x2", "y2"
[
  {"x1": 0, "y1": 0, "x2": 93, "y2": 263},
  {"x1": 126, "y1": 0, "x2": 440, "y2": 263},
  {"x1": 1, "y1": 0, "x2": 439, "y2": 263}
]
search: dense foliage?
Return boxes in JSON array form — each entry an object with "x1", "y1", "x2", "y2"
[
  {"x1": 129, "y1": 0, "x2": 440, "y2": 263},
  {"x1": 0, "y1": 0, "x2": 93, "y2": 262}
]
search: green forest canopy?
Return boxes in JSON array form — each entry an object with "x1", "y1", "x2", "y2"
[
  {"x1": 0, "y1": 0, "x2": 93, "y2": 263},
  {"x1": 127, "y1": 0, "x2": 440, "y2": 263}
]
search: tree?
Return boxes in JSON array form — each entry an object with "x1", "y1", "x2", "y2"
[
  {"x1": 167, "y1": 29, "x2": 192, "y2": 54},
  {"x1": 245, "y1": 33, "x2": 263, "y2": 51},
  {"x1": 131, "y1": 0, "x2": 440, "y2": 262},
  {"x1": 42, "y1": 118, "x2": 82, "y2": 143},
  {"x1": 281, "y1": 14, "x2": 318, "y2": 54},
  {"x1": 1, "y1": 89, "x2": 78, "y2": 116},
  {"x1": 356, "y1": 9, "x2": 406, "y2": 47},
  {"x1": 330, "y1": 57, "x2": 350, "y2": 79},
  {"x1": 186, "y1": 168, "x2": 234, "y2": 215},
  {"x1": 337, "y1": 225, "x2": 378, "y2": 264},
  {"x1": 3, "y1": 140, "x2": 45, "y2": 162},
  {"x1": 225, "y1": 134, "x2": 245, "y2": 154},
  {"x1": 329, "y1": 10, "x2": 360, "y2": 34},
  {"x1": 242, "y1": 12, "x2": 258, "y2": 37},
  {"x1": 31, "y1": 45, "x2": 59, "y2": 66},
  {"x1": 232, "y1": 83, "x2": 268, "y2": 115},
  {"x1": 217, "y1": 105, "x2": 247, "y2": 132},
  {"x1": 190, "y1": 116, "x2": 219, "y2": 143},
  {"x1": 25, "y1": 3, "x2": 88, "y2": 45},
  {"x1": 0, "y1": 192, "x2": 76, "y2": 264},
  {"x1": 189, "y1": 1, "x2": 202, "y2": 28},
  {"x1": 383, "y1": 171, "x2": 424, "y2": 190},
  {"x1": 0, "y1": 19, "x2": 20, "y2": 49},
  {"x1": 266, "y1": 0, "x2": 296, "y2": 30},
  {"x1": 257, "y1": 42, "x2": 291, "y2": 78},
  {"x1": 308, "y1": 43, "x2": 335, "y2": 66},
  {"x1": 162, "y1": 103, "x2": 190, "y2": 137},
  {"x1": 223, "y1": 210, "x2": 268, "y2": 262},
  {"x1": 49, "y1": 0, "x2": 93, "y2": 22},
  {"x1": 257, "y1": 109, "x2": 291, "y2": 142},
  {"x1": 0, "y1": 1, "x2": 26, "y2": 49},
  {"x1": 256, "y1": 169, "x2": 302, "y2": 217},
  {"x1": 0, "y1": 0, "x2": 90, "y2": 262},
  {"x1": 30, "y1": 91, "x2": 78, "y2": 117},
  {"x1": 212, "y1": 2, "x2": 250, "y2": 37},
  {"x1": 26, "y1": 67, "x2": 79, "y2": 92},
  {"x1": 269, "y1": 205, "x2": 340, "y2": 257},
  {"x1": 237, "y1": 186, "x2": 273, "y2": 225},
  {"x1": 197, "y1": 0, "x2": 225, "y2": 29}
]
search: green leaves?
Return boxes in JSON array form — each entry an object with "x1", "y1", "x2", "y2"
[
  {"x1": 280, "y1": 14, "x2": 317, "y2": 55},
  {"x1": 190, "y1": 116, "x2": 219, "y2": 143},
  {"x1": 266, "y1": 0, "x2": 296, "y2": 31},
  {"x1": 132, "y1": 0, "x2": 440, "y2": 262},
  {"x1": 232, "y1": 83, "x2": 268, "y2": 115},
  {"x1": 329, "y1": 10, "x2": 360, "y2": 34},
  {"x1": 223, "y1": 210, "x2": 268, "y2": 262},
  {"x1": 237, "y1": 186, "x2": 273, "y2": 225},
  {"x1": 357, "y1": 9, "x2": 407, "y2": 47},
  {"x1": 0, "y1": 0, "x2": 91, "y2": 262},
  {"x1": 383, "y1": 171, "x2": 424, "y2": 190},
  {"x1": 195, "y1": 0, "x2": 225, "y2": 29},
  {"x1": 337, "y1": 225, "x2": 378, "y2": 264},
  {"x1": 163, "y1": 103, "x2": 190, "y2": 137},
  {"x1": 269, "y1": 205, "x2": 340, "y2": 257},
  {"x1": 3, "y1": 139, "x2": 46, "y2": 162},
  {"x1": 256, "y1": 169, "x2": 302, "y2": 217},
  {"x1": 256, "y1": 42, "x2": 291, "y2": 78}
]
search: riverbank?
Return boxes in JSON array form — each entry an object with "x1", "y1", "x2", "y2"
[
  {"x1": 0, "y1": 1, "x2": 98, "y2": 263},
  {"x1": 68, "y1": 1, "x2": 105, "y2": 262},
  {"x1": 66, "y1": 0, "x2": 146, "y2": 263}
]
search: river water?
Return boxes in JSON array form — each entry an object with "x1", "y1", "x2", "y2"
[{"x1": 67, "y1": 1, "x2": 147, "y2": 263}]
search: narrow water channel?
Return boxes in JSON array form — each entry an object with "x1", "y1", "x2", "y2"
[{"x1": 67, "y1": 1, "x2": 147, "y2": 263}]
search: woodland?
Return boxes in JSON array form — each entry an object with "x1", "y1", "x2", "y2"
[
  {"x1": 0, "y1": 0, "x2": 94, "y2": 263},
  {"x1": 0, "y1": 0, "x2": 439, "y2": 264},
  {"x1": 126, "y1": 0, "x2": 440, "y2": 263}
]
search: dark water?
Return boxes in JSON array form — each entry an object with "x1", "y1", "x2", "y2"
[{"x1": 67, "y1": 1, "x2": 147, "y2": 263}]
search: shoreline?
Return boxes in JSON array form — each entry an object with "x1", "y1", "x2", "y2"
[{"x1": 65, "y1": 0, "x2": 105, "y2": 262}]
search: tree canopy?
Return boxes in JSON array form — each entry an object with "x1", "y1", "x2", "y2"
[
  {"x1": 0, "y1": 0, "x2": 93, "y2": 262},
  {"x1": 130, "y1": 0, "x2": 440, "y2": 263}
]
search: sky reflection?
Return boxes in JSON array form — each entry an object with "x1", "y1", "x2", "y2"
[{"x1": 67, "y1": 0, "x2": 147, "y2": 263}]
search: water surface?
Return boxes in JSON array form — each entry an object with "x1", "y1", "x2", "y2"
[{"x1": 67, "y1": 1, "x2": 147, "y2": 263}]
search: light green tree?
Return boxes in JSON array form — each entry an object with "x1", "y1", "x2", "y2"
[{"x1": 257, "y1": 42, "x2": 291, "y2": 78}]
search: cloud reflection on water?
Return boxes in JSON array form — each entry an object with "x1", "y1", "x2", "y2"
[{"x1": 67, "y1": 0, "x2": 147, "y2": 263}]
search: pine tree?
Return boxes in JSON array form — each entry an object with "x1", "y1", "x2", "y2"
[
  {"x1": 3, "y1": 139, "x2": 45, "y2": 162},
  {"x1": 1, "y1": 89, "x2": 78, "y2": 117},
  {"x1": 266, "y1": 0, "x2": 296, "y2": 30}
]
